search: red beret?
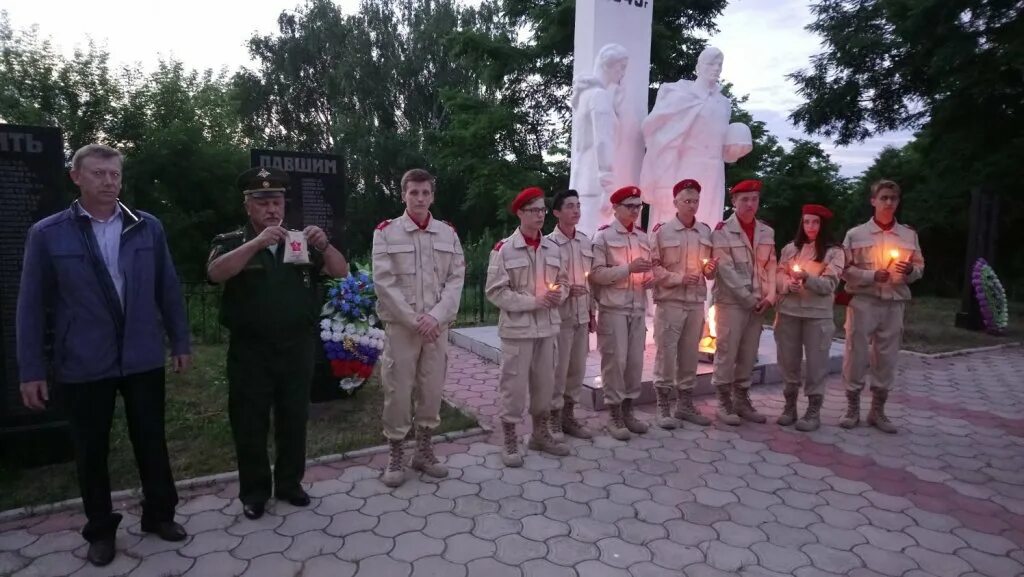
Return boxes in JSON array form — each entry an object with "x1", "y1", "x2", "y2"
[
  {"x1": 673, "y1": 179, "x2": 701, "y2": 197},
  {"x1": 509, "y1": 187, "x2": 545, "y2": 214},
  {"x1": 610, "y1": 185, "x2": 642, "y2": 205},
  {"x1": 802, "y1": 204, "x2": 834, "y2": 220},
  {"x1": 730, "y1": 179, "x2": 762, "y2": 195}
]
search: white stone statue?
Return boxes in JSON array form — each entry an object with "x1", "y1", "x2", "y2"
[
  {"x1": 639, "y1": 47, "x2": 753, "y2": 229},
  {"x1": 570, "y1": 43, "x2": 630, "y2": 236}
]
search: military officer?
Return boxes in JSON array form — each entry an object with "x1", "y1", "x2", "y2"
[
  {"x1": 650, "y1": 179, "x2": 717, "y2": 429},
  {"x1": 486, "y1": 187, "x2": 571, "y2": 467},
  {"x1": 372, "y1": 169, "x2": 465, "y2": 487},
  {"x1": 207, "y1": 167, "x2": 349, "y2": 519},
  {"x1": 547, "y1": 189, "x2": 595, "y2": 441},
  {"x1": 774, "y1": 204, "x2": 845, "y2": 432},
  {"x1": 840, "y1": 180, "x2": 924, "y2": 434},
  {"x1": 710, "y1": 179, "x2": 777, "y2": 425},
  {"x1": 590, "y1": 186, "x2": 655, "y2": 440}
]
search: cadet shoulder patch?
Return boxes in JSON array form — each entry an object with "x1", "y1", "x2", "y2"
[
  {"x1": 652, "y1": 222, "x2": 663, "y2": 233},
  {"x1": 492, "y1": 240, "x2": 505, "y2": 252},
  {"x1": 715, "y1": 222, "x2": 726, "y2": 230},
  {"x1": 597, "y1": 224, "x2": 610, "y2": 231},
  {"x1": 376, "y1": 219, "x2": 391, "y2": 231}
]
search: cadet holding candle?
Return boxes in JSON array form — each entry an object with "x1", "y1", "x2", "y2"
[
  {"x1": 840, "y1": 180, "x2": 924, "y2": 434},
  {"x1": 774, "y1": 204, "x2": 844, "y2": 432}
]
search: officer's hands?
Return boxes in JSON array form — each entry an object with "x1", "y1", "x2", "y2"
[
  {"x1": 541, "y1": 288, "x2": 562, "y2": 308},
  {"x1": 20, "y1": 381, "x2": 48, "y2": 411},
  {"x1": 628, "y1": 258, "x2": 652, "y2": 273},
  {"x1": 683, "y1": 273, "x2": 701, "y2": 286},
  {"x1": 255, "y1": 226, "x2": 288, "y2": 249},
  {"x1": 874, "y1": 270, "x2": 891, "y2": 283},
  {"x1": 702, "y1": 258, "x2": 718, "y2": 278},
  {"x1": 791, "y1": 269, "x2": 809, "y2": 282},
  {"x1": 171, "y1": 354, "x2": 192, "y2": 373},
  {"x1": 788, "y1": 280, "x2": 803, "y2": 293},
  {"x1": 303, "y1": 226, "x2": 329, "y2": 251},
  {"x1": 753, "y1": 298, "x2": 772, "y2": 314},
  {"x1": 893, "y1": 261, "x2": 914, "y2": 276},
  {"x1": 416, "y1": 314, "x2": 441, "y2": 342},
  {"x1": 642, "y1": 276, "x2": 657, "y2": 290},
  {"x1": 570, "y1": 284, "x2": 589, "y2": 297}
]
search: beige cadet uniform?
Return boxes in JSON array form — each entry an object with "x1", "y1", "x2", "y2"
[
  {"x1": 650, "y1": 217, "x2": 712, "y2": 392},
  {"x1": 372, "y1": 213, "x2": 465, "y2": 440},
  {"x1": 711, "y1": 215, "x2": 777, "y2": 391},
  {"x1": 486, "y1": 229, "x2": 569, "y2": 424},
  {"x1": 841, "y1": 220, "x2": 924, "y2": 392},
  {"x1": 774, "y1": 243, "x2": 845, "y2": 396},
  {"x1": 590, "y1": 220, "x2": 651, "y2": 405},
  {"x1": 546, "y1": 227, "x2": 594, "y2": 411}
]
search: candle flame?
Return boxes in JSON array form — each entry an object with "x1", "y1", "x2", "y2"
[
  {"x1": 889, "y1": 249, "x2": 900, "y2": 259},
  {"x1": 701, "y1": 258, "x2": 709, "y2": 265},
  {"x1": 792, "y1": 264, "x2": 802, "y2": 272}
]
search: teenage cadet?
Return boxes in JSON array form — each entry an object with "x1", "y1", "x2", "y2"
[
  {"x1": 774, "y1": 204, "x2": 845, "y2": 432},
  {"x1": 207, "y1": 167, "x2": 349, "y2": 520},
  {"x1": 372, "y1": 168, "x2": 465, "y2": 487},
  {"x1": 710, "y1": 179, "x2": 777, "y2": 425},
  {"x1": 590, "y1": 186, "x2": 655, "y2": 440},
  {"x1": 547, "y1": 189, "x2": 596, "y2": 440},
  {"x1": 650, "y1": 179, "x2": 717, "y2": 429},
  {"x1": 486, "y1": 187, "x2": 571, "y2": 467},
  {"x1": 840, "y1": 180, "x2": 924, "y2": 433}
]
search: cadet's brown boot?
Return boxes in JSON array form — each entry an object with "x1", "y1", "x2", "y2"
[
  {"x1": 501, "y1": 422, "x2": 523, "y2": 467},
  {"x1": 561, "y1": 401, "x2": 593, "y2": 440},
  {"x1": 715, "y1": 385, "x2": 742, "y2": 426},
  {"x1": 777, "y1": 385, "x2": 800, "y2": 426},
  {"x1": 606, "y1": 404, "x2": 632, "y2": 441},
  {"x1": 549, "y1": 408, "x2": 565, "y2": 442},
  {"x1": 733, "y1": 385, "x2": 767, "y2": 424},
  {"x1": 655, "y1": 388, "x2": 678, "y2": 430},
  {"x1": 795, "y1": 394, "x2": 823, "y2": 432},
  {"x1": 674, "y1": 389, "x2": 711, "y2": 426},
  {"x1": 866, "y1": 388, "x2": 898, "y2": 434},
  {"x1": 410, "y1": 426, "x2": 448, "y2": 478},
  {"x1": 528, "y1": 413, "x2": 570, "y2": 456},
  {"x1": 839, "y1": 390, "x2": 861, "y2": 429},
  {"x1": 381, "y1": 439, "x2": 405, "y2": 488},
  {"x1": 621, "y1": 398, "x2": 649, "y2": 434}
]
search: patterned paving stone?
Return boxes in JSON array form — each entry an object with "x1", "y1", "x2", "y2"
[
  {"x1": 277, "y1": 510, "x2": 330, "y2": 536},
  {"x1": 498, "y1": 496, "x2": 544, "y2": 520},
  {"x1": 768, "y1": 504, "x2": 821, "y2": 528},
  {"x1": 545, "y1": 535, "x2": 599, "y2": 566},
  {"x1": 452, "y1": 495, "x2": 499, "y2": 518},
  {"x1": 597, "y1": 536, "x2": 652, "y2": 568},
  {"x1": 317, "y1": 493, "x2": 365, "y2": 516},
  {"x1": 180, "y1": 528, "x2": 242, "y2": 558},
  {"x1": 20, "y1": 531, "x2": 81, "y2": 557},
  {"x1": 902, "y1": 547, "x2": 972, "y2": 577},
  {"x1": 762, "y1": 522, "x2": 817, "y2": 548},
  {"x1": 725, "y1": 503, "x2": 776, "y2": 528},
  {"x1": 233, "y1": 529, "x2": 292, "y2": 560},
  {"x1": 131, "y1": 550, "x2": 194, "y2": 577},
  {"x1": 712, "y1": 520, "x2": 766, "y2": 548},
  {"x1": 807, "y1": 523, "x2": 867, "y2": 551},
  {"x1": 0, "y1": 530, "x2": 37, "y2": 552},
  {"x1": 336, "y1": 531, "x2": 393, "y2": 561},
  {"x1": 374, "y1": 511, "x2": 426, "y2": 537},
  {"x1": 852, "y1": 544, "x2": 919, "y2": 576},
  {"x1": 574, "y1": 559, "x2": 631, "y2": 577},
  {"x1": 465, "y1": 557, "x2": 522, "y2": 577},
  {"x1": 614, "y1": 518, "x2": 666, "y2": 545},
  {"x1": 569, "y1": 516, "x2": 619, "y2": 543},
  {"x1": 435, "y1": 479, "x2": 478, "y2": 499},
  {"x1": 802, "y1": 543, "x2": 864, "y2": 574},
  {"x1": 904, "y1": 526, "x2": 967, "y2": 554},
  {"x1": 411, "y1": 555, "x2": 467, "y2": 577},
  {"x1": 815, "y1": 505, "x2": 869, "y2": 529},
  {"x1": 958, "y1": 548, "x2": 1024, "y2": 577},
  {"x1": 495, "y1": 534, "x2": 547, "y2": 565},
  {"x1": 665, "y1": 519, "x2": 717, "y2": 547},
  {"x1": 752, "y1": 541, "x2": 811, "y2": 573},
  {"x1": 391, "y1": 532, "x2": 445, "y2": 562},
  {"x1": 420, "y1": 511, "x2": 472, "y2": 540},
  {"x1": 521, "y1": 480, "x2": 563, "y2": 502},
  {"x1": 281, "y1": 531, "x2": 344, "y2": 561},
  {"x1": 860, "y1": 508, "x2": 914, "y2": 531},
  {"x1": 408, "y1": 494, "x2": 454, "y2": 517},
  {"x1": 324, "y1": 510, "x2": 377, "y2": 537},
  {"x1": 701, "y1": 540, "x2": 757, "y2": 573},
  {"x1": 180, "y1": 551, "x2": 245, "y2": 577},
  {"x1": 358, "y1": 554, "x2": 411, "y2": 577},
  {"x1": 952, "y1": 528, "x2": 1018, "y2": 555},
  {"x1": 680, "y1": 502, "x2": 730, "y2": 525}
]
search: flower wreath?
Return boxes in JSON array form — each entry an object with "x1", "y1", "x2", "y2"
[
  {"x1": 319, "y1": 265, "x2": 385, "y2": 392},
  {"x1": 971, "y1": 258, "x2": 1009, "y2": 334}
]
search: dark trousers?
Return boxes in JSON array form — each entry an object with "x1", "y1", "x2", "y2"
[
  {"x1": 61, "y1": 368, "x2": 178, "y2": 542},
  {"x1": 227, "y1": 336, "x2": 314, "y2": 505}
]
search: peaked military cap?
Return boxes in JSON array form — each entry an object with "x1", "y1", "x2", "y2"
[{"x1": 238, "y1": 166, "x2": 290, "y2": 198}]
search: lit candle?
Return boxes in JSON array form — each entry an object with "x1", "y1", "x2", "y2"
[
  {"x1": 887, "y1": 249, "x2": 899, "y2": 268},
  {"x1": 792, "y1": 264, "x2": 802, "y2": 273},
  {"x1": 549, "y1": 283, "x2": 559, "y2": 291}
]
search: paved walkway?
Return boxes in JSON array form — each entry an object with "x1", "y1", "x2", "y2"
[{"x1": 2, "y1": 346, "x2": 1023, "y2": 577}]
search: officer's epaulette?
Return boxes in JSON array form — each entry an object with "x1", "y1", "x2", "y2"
[
  {"x1": 597, "y1": 224, "x2": 610, "y2": 231},
  {"x1": 715, "y1": 222, "x2": 726, "y2": 230},
  {"x1": 652, "y1": 222, "x2": 663, "y2": 233},
  {"x1": 444, "y1": 220, "x2": 457, "y2": 232},
  {"x1": 376, "y1": 219, "x2": 391, "y2": 231},
  {"x1": 493, "y1": 240, "x2": 505, "y2": 252},
  {"x1": 212, "y1": 230, "x2": 244, "y2": 243}
]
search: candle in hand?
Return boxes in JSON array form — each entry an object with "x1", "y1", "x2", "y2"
[
  {"x1": 887, "y1": 249, "x2": 899, "y2": 268},
  {"x1": 549, "y1": 283, "x2": 559, "y2": 291},
  {"x1": 792, "y1": 264, "x2": 802, "y2": 273}
]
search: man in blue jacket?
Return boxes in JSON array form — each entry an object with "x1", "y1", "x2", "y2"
[{"x1": 16, "y1": 143, "x2": 192, "y2": 567}]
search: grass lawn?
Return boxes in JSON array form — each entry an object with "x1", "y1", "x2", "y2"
[
  {"x1": 829, "y1": 296, "x2": 1023, "y2": 354},
  {"x1": 0, "y1": 344, "x2": 477, "y2": 513}
]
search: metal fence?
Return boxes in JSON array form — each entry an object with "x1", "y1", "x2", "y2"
[{"x1": 183, "y1": 273, "x2": 498, "y2": 344}]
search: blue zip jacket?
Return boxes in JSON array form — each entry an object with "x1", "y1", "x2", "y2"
[{"x1": 16, "y1": 200, "x2": 191, "y2": 384}]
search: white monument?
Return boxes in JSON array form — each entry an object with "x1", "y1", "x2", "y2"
[
  {"x1": 570, "y1": 0, "x2": 653, "y2": 236},
  {"x1": 639, "y1": 47, "x2": 753, "y2": 229}
]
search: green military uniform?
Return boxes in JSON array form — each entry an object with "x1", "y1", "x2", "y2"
[{"x1": 208, "y1": 167, "x2": 324, "y2": 507}]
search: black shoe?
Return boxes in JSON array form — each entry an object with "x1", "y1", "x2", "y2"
[
  {"x1": 140, "y1": 520, "x2": 187, "y2": 542},
  {"x1": 243, "y1": 502, "x2": 265, "y2": 520},
  {"x1": 87, "y1": 538, "x2": 116, "y2": 567},
  {"x1": 276, "y1": 489, "x2": 311, "y2": 507}
]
